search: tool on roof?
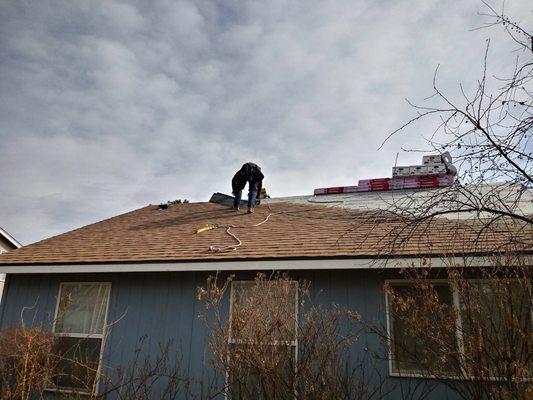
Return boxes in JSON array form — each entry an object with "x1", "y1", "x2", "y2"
[
  {"x1": 158, "y1": 199, "x2": 189, "y2": 209},
  {"x1": 314, "y1": 152, "x2": 457, "y2": 195},
  {"x1": 259, "y1": 188, "x2": 270, "y2": 200},
  {"x1": 195, "y1": 224, "x2": 217, "y2": 234}
]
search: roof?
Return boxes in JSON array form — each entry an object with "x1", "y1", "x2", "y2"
[
  {"x1": 271, "y1": 184, "x2": 533, "y2": 217},
  {"x1": 0, "y1": 193, "x2": 531, "y2": 266},
  {"x1": 0, "y1": 227, "x2": 22, "y2": 250}
]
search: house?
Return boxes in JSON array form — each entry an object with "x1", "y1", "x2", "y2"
[
  {"x1": 0, "y1": 226, "x2": 21, "y2": 304},
  {"x1": 0, "y1": 187, "x2": 531, "y2": 399},
  {"x1": 0, "y1": 226, "x2": 21, "y2": 254}
]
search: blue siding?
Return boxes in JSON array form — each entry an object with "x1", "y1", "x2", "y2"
[{"x1": 0, "y1": 270, "x2": 462, "y2": 399}]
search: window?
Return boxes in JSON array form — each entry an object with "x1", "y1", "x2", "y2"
[
  {"x1": 49, "y1": 282, "x2": 111, "y2": 394},
  {"x1": 458, "y1": 281, "x2": 531, "y2": 379},
  {"x1": 387, "y1": 282, "x2": 460, "y2": 377},
  {"x1": 228, "y1": 280, "x2": 298, "y2": 400},
  {"x1": 386, "y1": 279, "x2": 531, "y2": 380}
]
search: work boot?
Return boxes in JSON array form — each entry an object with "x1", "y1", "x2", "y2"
[
  {"x1": 247, "y1": 208, "x2": 254, "y2": 214},
  {"x1": 234, "y1": 205, "x2": 240, "y2": 212}
]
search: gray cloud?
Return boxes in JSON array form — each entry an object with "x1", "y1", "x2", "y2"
[{"x1": 1, "y1": 0, "x2": 532, "y2": 244}]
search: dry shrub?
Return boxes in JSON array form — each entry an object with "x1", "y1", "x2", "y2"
[
  {"x1": 385, "y1": 277, "x2": 461, "y2": 378},
  {"x1": 99, "y1": 338, "x2": 192, "y2": 400},
  {"x1": 384, "y1": 254, "x2": 532, "y2": 400},
  {"x1": 0, "y1": 326, "x2": 56, "y2": 400},
  {"x1": 0, "y1": 324, "x2": 192, "y2": 400},
  {"x1": 198, "y1": 273, "x2": 384, "y2": 400}
]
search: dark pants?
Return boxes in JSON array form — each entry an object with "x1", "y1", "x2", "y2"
[{"x1": 233, "y1": 181, "x2": 259, "y2": 209}]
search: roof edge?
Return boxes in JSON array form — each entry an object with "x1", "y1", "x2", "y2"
[
  {"x1": 0, "y1": 227, "x2": 21, "y2": 249},
  {"x1": 0, "y1": 255, "x2": 520, "y2": 274}
]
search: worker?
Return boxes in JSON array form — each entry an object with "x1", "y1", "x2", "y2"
[{"x1": 232, "y1": 162, "x2": 264, "y2": 213}]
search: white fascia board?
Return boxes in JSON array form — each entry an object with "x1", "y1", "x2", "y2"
[
  {"x1": 0, "y1": 256, "x2": 501, "y2": 274},
  {"x1": 0, "y1": 227, "x2": 22, "y2": 249}
]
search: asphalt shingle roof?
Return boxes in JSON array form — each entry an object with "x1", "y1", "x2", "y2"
[{"x1": 0, "y1": 201, "x2": 531, "y2": 265}]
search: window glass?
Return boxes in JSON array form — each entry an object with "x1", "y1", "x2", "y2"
[
  {"x1": 460, "y1": 281, "x2": 532, "y2": 378},
  {"x1": 229, "y1": 344, "x2": 295, "y2": 400},
  {"x1": 50, "y1": 282, "x2": 110, "y2": 394},
  {"x1": 230, "y1": 281, "x2": 297, "y2": 343},
  {"x1": 51, "y1": 337, "x2": 101, "y2": 391},
  {"x1": 389, "y1": 283, "x2": 460, "y2": 375},
  {"x1": 55, "y1": 283, "x2": 110, "y2": 335},
  {"x1": 229, "y1": 280, "x2": 297, "y2": 399}
]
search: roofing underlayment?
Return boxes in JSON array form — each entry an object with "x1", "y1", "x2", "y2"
[
  {"x1": 0, "y1": 185, "x2": 531, "y2": 265},
  {"x1": 273, "y1": 184, "x2": 533, "y2": 216}
]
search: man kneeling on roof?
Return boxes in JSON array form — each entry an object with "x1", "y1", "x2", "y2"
[{"x1": 232, "y1": 162, "x2": 264, "y2": 213}]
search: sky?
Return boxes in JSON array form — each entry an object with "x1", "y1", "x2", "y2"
[{"x1": 1, "y1": 0, "x2": 532, "y2": 245}]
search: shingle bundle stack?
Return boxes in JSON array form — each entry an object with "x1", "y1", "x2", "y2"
[
  {"x1": 357, "y1": 178, "x2": 390, "y2": 191},
  {"x1": 313, "y1": 153, "x2": 456, "y2": 195},
  {"x1": 392, "y1": 156, "x2": 448, "y2": 178},
  {"x1": 313, "y1": 186, "x2": 359, "y2": 195}
]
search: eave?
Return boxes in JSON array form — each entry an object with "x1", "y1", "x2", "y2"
[{"x1": 0, "y1": 254, "x2": 517, "y2": 274}]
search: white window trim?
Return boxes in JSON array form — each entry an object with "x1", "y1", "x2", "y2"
[
  {"x1": 46, "y1": 282, "x2": 112, "y2": 396},
  {"x1": 385, "y1": 278, "x2": 531, "y2": 381},
  {"x1": 384, "y1": 279, "x2": 462, "y2": 380},
  {"x1": 226, "y1": 280, "x2": 299, "y2": 399}
]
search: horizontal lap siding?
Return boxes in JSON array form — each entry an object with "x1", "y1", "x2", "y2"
[{"x1": 0, "y1": 270, "x2": 459, "y2": 400}]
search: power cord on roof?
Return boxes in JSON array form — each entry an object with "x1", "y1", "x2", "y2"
[
  {"x1": 203, "y1": 197, "x2": 351, "y2": 253},
  {"x1": 307, "y1": 198, "x2": 345, "y2": 204},
  {"x1": 209, "y1": 226, "x2": 242, "y2": 252},
  {"x1": 204, "y1": 213, "x2": 272, "y2": 252}
]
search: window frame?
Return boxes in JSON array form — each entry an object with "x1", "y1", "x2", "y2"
[
  {"x1": 226, "y1": 280, "x2": 299, "y2": 399},
  {"x1": 385, "y1": 279, "x2": 462, "y2": 379},
  {"x1": 385, "y1": 278, "x2": 531, "y2": 381},
  {"x1": 47, "y1": 281, "x2": 112, "y2": 396}
]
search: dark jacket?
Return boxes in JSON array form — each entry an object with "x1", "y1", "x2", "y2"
[{"x1": 232, "y1": 162, "x2": 264, "y2": 195}]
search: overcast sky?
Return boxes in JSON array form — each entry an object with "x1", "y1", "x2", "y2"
[{"x1": 1, "y1": 0, "x2": 532, "y2": 245}]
